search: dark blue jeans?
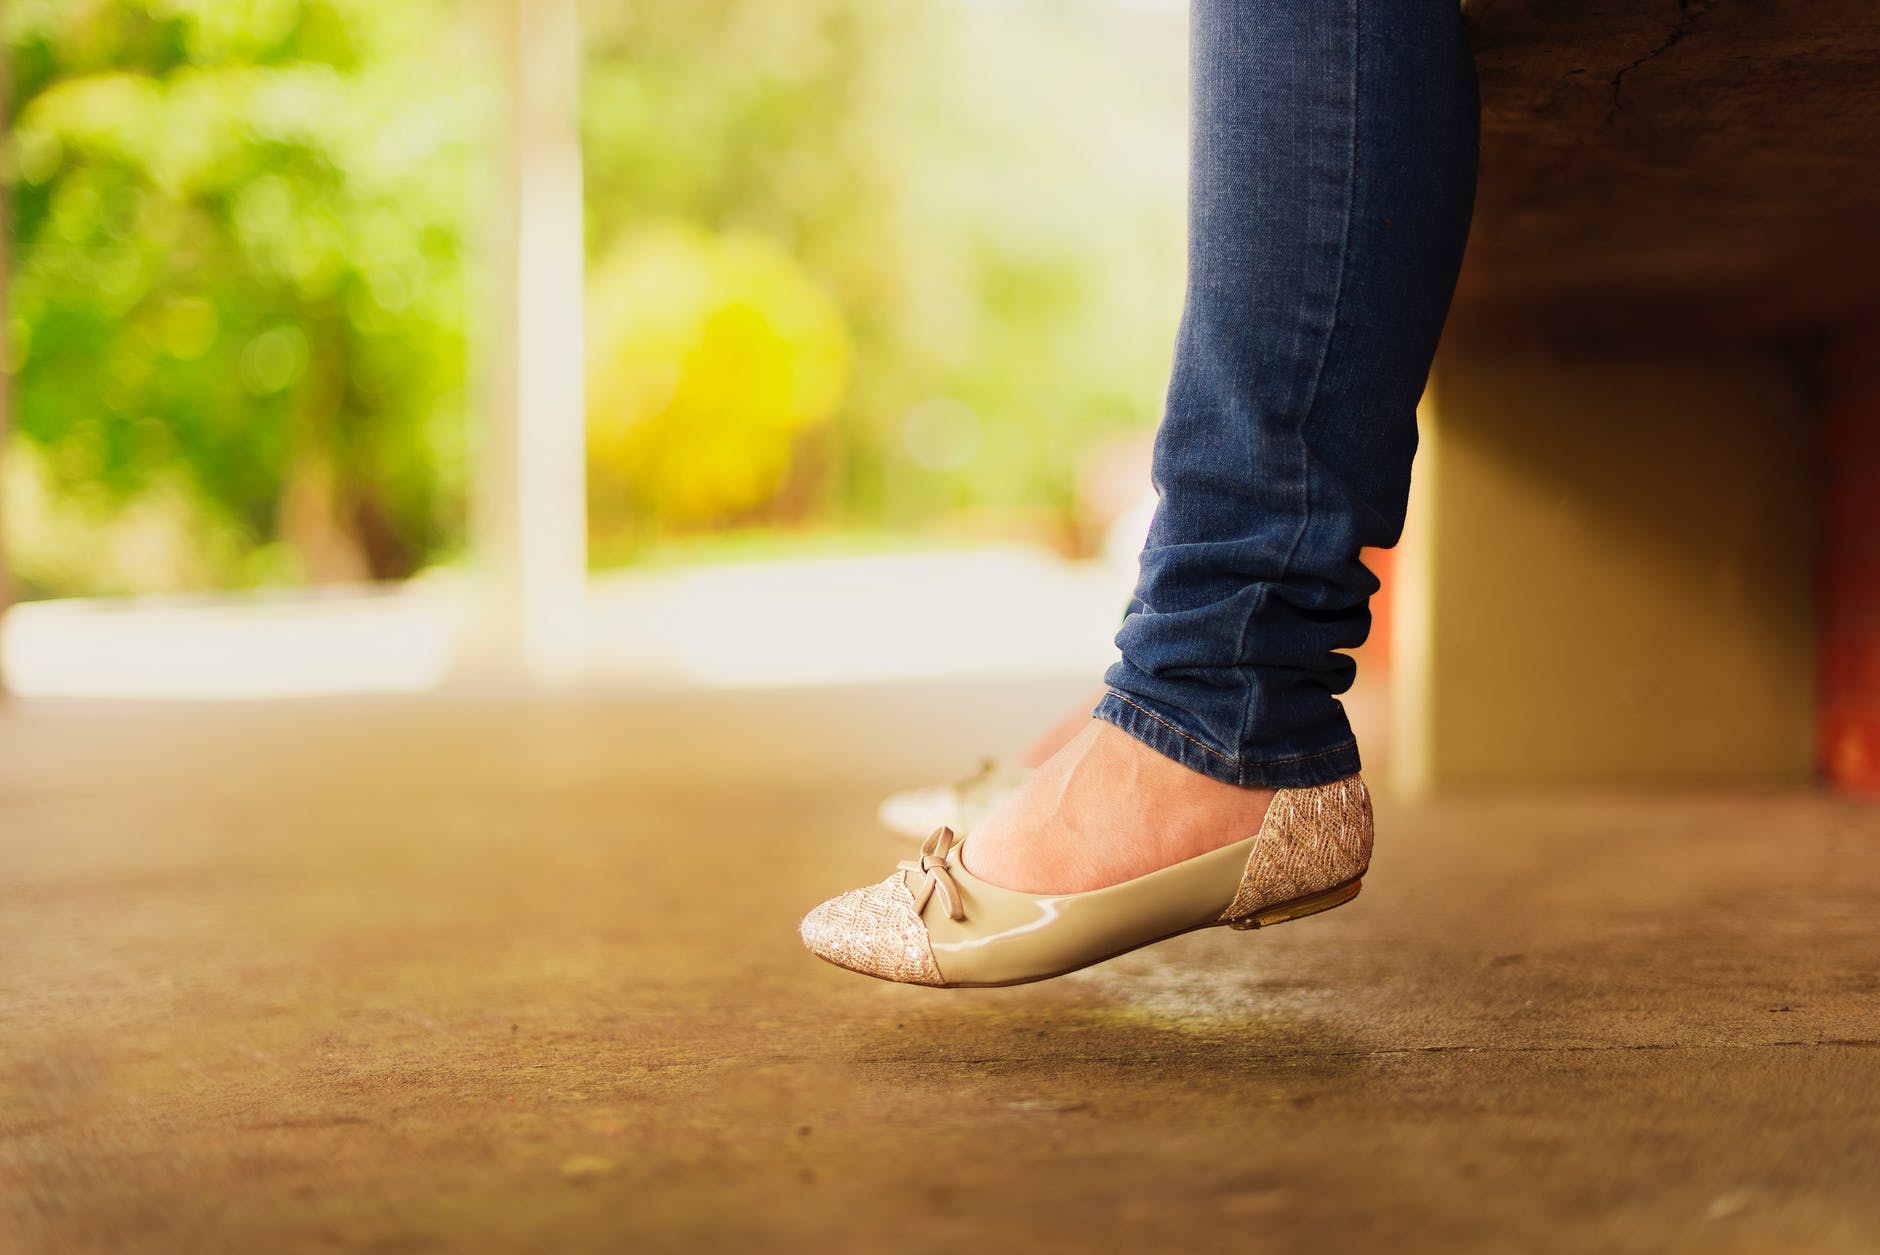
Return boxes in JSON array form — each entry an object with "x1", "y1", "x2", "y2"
[{"x1": 1095, "y1": 0, "x2": 1479, "y2": 788}]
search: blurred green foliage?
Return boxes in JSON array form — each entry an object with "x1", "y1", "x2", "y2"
[
  {"x1": 581, "y1": 0, "x2": 1187, "y2": 554},
  {"x1": 3, "y1": 0, "x2": 1186, "y2": 597},
  {"x1": 4, "y1": 0, "x2": 478, "y2": 595}
]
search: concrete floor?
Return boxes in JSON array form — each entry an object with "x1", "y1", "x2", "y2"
[{"x1": 2, "y1": 680, "x2": 1877, "y2": 1254}]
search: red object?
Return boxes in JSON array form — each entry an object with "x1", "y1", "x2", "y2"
[
  {"x1": 1360, "y1": 545, "x2": 1393, "y2": 674},
  {"x1": 1819, "y1": 315, "x2": 1880, "y2": 795}
]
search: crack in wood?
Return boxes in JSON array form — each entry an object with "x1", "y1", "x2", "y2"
[{"x1": 1606, "y1": 0, "x2": 1720, "y2": 126}]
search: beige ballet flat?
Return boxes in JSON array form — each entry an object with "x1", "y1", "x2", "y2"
[{"x1": 800, "y1": 774, "x2": 1372, "y2": 988}]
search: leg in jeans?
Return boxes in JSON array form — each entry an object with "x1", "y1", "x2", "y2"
[
  {"x1": 957, "y1": 0, "x2": 1478, "y2": 894},
  {"x1": 801, "y1": 0, "x2": 1484, "y2": 982},
  {"x1": 1096, "y1": 0, "x2": 1480, "y2": 789}
]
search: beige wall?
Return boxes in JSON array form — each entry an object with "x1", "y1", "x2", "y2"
[{"x1": 1390, "y1": 346, "x2": 1818, "y2": 793}]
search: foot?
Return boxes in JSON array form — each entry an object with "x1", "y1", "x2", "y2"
[
  {"x1": 1015, "y1": 684, "x2": 1111, "y2": 768},
  {"x1": 876, "y1": 758, "x2": 1026, "y2": 839},
  {"x1": 961, "y1": 717, "x2": 1275, "y2": 895},
  {"x1": 876, "y1": 684, "x2": 1109, "y2": 840}
]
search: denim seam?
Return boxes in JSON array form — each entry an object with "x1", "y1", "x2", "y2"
[
  {"x1": 1104, "y1": 690, "x2": 1236, "y2": 765},
  {"x1": 1104, "y1": 690, "x2": 1360, "y2": 770},
  {"x1": 1235, "y1": 741, "x2": 1360, "y2": 767},
  {"x1": 1228, "y1": 0, "x2": 1364, "y2": 765}
]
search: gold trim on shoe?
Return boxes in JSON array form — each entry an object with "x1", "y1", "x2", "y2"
[{"x1": 800, "y1": 774, "x2": 1373, "y2": 988}]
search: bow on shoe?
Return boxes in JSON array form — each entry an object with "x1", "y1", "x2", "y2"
[{"x1": 898, "y1": 826, "x2": 966, "y2": 921}]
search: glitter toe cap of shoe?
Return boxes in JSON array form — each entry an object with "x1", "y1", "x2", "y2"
[{"x1": 799, "y1": 875, "x2": 944, "y2": 986}]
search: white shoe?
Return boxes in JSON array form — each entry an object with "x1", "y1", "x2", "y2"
[{"x1": 876, "y1": 758, "x2": 1027, "y2": 840}]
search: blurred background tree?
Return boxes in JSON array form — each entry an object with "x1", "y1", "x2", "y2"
[
  {"x1": 2, "y1": 0, "x2": 1187, "y2": 598},
  {"x1": 3, "y1": 0, "x2": 479, "y2": 596},
  {"x1": 579, "y1": 0, "x2": 1187, "y2": 561}
]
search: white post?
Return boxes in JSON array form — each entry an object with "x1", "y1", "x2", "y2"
[{"x1": 476, "y1": 0, "x2": 588, "y2": 686}]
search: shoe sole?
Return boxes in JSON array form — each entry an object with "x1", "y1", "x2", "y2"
[
  {"x1": 1226, "y1": 874, "x2": 1364, "y2": 931},
  {"x1": 864, "y1": 872, "x2": 1368, "y2": 990}
]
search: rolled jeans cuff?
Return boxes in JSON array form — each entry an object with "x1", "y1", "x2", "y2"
[{"x1": 1092, "y1": 689, "x2": 1363, "y2": 790}]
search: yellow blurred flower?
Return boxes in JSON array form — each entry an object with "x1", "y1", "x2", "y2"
[{"x1": 586, "y1": 226, "x2": 852, "y2": 528}]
